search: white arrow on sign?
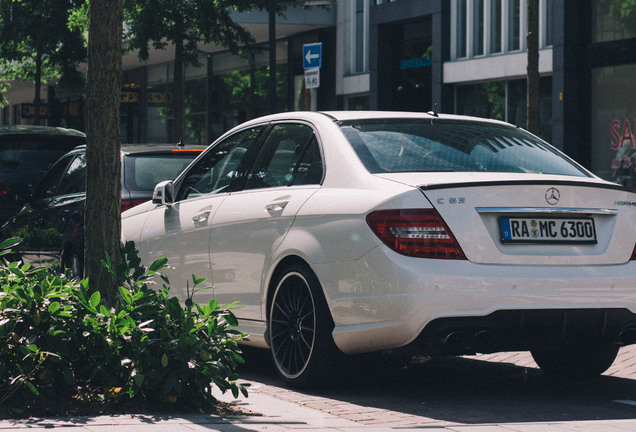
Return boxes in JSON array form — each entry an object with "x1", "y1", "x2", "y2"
[{"x1": 305, "y1": 50, "x2": 320, "y2": 64}]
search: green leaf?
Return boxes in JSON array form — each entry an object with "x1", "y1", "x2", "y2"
[
  {"x1": 48, "y1": 301, "x2": 60, "y2": 314},
  {"x1": 24, "y1": 381, "x2": 40, "y2": 396},
  {"x1": 119, "y1": 286, "x2": 133, "y2": 304},
  {"x1": 149, "y1": 257, "x2": 168, "y2": 272},
  {"x1": 89, "y1": 291, "x2": 101, "y2": 309}
]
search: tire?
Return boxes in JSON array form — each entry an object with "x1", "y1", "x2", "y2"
[
  {"x1": 268, "y1": 263, "x2": 338, "y2": 387},
  {"x1": 531, "y1": 343, "x2": 619, "y2": 381}
]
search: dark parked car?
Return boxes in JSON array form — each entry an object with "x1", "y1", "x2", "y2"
[
  {"x1": 1, "y1": 143, "x2": 204, "y2": 276},
  {"x1": 0, "y1": 126, "x2": 86, "y2": 224}
]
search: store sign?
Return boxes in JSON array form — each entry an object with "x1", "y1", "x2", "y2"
[
  {"x1": 400, "y1": 56, "x2": 432, "y2": 70},
  {"x1": 611, "y1": 119, "x2": 635, "y2": 149},
  {"x1": 21, "y1": 103, "x2": 49, "y2": 118},
  {"x1": 610, "y1": 118, "x2": 636, "y2": 177}
]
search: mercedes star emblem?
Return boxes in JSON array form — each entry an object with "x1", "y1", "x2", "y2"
[{"x1": 545, "y1": 187, "x2": 560, "y2": 205}]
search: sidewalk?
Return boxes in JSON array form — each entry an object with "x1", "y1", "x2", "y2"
[{"x1": 0, "y1": 345, "x2": 635, "y2": 431}]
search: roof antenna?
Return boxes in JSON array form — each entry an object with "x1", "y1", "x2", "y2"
[{"x1": 427, "y1": 103, "x2": 439, "y2": 118}]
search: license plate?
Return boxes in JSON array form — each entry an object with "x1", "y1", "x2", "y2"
[{"x1": 500, "y1": 217, "x2": 597, "y2": 244}]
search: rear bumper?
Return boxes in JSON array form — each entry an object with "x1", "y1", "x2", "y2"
[{"x1": 314, "y1": 246, "x2": 636, "y2": 355}]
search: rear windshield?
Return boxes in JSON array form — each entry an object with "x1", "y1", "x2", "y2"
[
  {"x1": 338, "y1": 119, "x2": 590, "y2": 177},
  {"x1": 123, "y1": 153, "x2": 199, "y2": 191},
  {"x1": 0, "y1": 139, "x2": 81, "y2": 174}
]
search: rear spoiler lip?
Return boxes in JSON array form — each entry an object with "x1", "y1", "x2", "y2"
[{"x1": 418, "y1": 179, "x2": 631, "y2": 193}]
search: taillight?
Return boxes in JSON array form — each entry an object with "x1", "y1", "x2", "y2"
[
  {"x1": 631, "y1": 244, "x2": 636, "y2": 261},
  {"x1": 121, "y1": 199, "x2": 146, "y2": 212},
  {"x1": 366, "y1": 209, "x2": 466, "y2": 259},
  {"x1": 0, "y1": 181, "x2": 8, "y2": 196}
]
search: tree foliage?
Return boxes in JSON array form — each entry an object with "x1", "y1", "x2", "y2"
[{"x1": 0, "y1": 0, "x2": 86, "y2": 121}]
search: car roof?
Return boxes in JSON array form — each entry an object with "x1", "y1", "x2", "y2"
[
  {"x1": 0, "y1": 125, "x2": 86, "y2": 137},
  {"x1": 69, "y1": 143, "x2": 207, "y2": 155},
  {"x1": 230, "y1": 110, "x2": 515, "y2": 130}
]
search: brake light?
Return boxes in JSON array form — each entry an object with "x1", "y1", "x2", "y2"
[
  {"x1": 121, "y1": 199, "x2": 146, "y2": 212},
  {"x1": 631, "y1": 244, "x2": 636, "y2": 261},
  {"x1": 366, "y1": 209, "x2": 466, "y2": 259}
]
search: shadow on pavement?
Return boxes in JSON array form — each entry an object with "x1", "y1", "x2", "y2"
[{"x1": 238, "y1": 346, "x2": 636, "y2": 425}]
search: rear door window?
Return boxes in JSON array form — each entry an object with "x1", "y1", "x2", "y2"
[{"x1": 244, "y1": 123, "x2": 323, "y2": 190}]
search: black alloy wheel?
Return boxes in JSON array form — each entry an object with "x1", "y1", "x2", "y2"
[{"x1": 269, "y1": 263, "x2": 336, "y2": 387}]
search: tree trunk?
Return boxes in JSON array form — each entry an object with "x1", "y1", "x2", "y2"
[
  {"x1": 173, "y1": 39, "x2": 184, "y2": 142},
  {"x1": 33, "y1": 52, "x2": 42, "y2": 126},
  {"x1": 526, "y1": 0, "x2": 540, "y2": 135},
  {"x1": 85, "y1": 0, "x2": 123, "y2": 301}
]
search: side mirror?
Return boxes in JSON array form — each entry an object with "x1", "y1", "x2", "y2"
[{"x1": 152, "y1": 180, "x2": 175, "y2": 206}]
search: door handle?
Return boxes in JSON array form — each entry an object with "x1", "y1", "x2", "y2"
[
  {"x1": 192, "y1": 210, "x2": 211, "y2": 223},
  {"x1": 266, "y1": 200, "x2": 289, "y2": 212}
]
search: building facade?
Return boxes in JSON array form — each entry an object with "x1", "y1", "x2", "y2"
[{"x1": 2, "y1": 0, "x2": 636, "y2": 186}]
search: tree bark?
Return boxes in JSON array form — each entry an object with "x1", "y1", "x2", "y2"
[
  {"x1": 526, "y1": 0, "x2": 540, "y2": 135},
  {"x1": 85, "y1": 0, "x2": 123, "y2": 301},
  {"x1": 173, "y1": 39, "x2": 184, "y2": 143}
]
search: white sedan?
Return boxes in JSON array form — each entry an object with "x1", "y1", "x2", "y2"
[{"x1": 122, "y1": 111, "x2": 636, "y2": 386}]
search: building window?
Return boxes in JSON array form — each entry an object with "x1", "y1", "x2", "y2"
[
  {"x1": 593, "y1": 0, "x2": 636, "y2": 42},
  {"x1": 351, "y1": 0, "x2": 370, "y2": 74},
  {"x1": 457, "y1": 0, "x2": 468, "y2": 58},
  {"x1": 543, "y1": 0, "x2": 552, "y2": 46},
  {"x1": 490, "y1": 0, "x2": 503, "y2": 53},
  {"x1": 508, "y1": 0, "x2": 521, "y2": 51},
  {"x1": 473, "y1": 0, "x2": 485, "y2": 56},
  {"x1": 453, "y1": 0, "x2": 547, "y2": 60}
]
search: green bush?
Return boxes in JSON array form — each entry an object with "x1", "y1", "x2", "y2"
[{"x1": 0, "y1": 238, "x2": 248, "y2": 413}]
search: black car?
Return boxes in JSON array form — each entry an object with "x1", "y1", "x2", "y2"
[
  {"x1": 1, "y1": 143, "x2": 204, "y2": 276},
  {"x1": 0, "y1": 126, "x2": 86, "y2": 224}
]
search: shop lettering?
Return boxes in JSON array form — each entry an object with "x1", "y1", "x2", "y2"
[
  {"x1": 611, "y1": 119, "x2": 636, "y2": 149},
  {"x1": 400, "y1": 56, "x2": 432, "y2": 70}
]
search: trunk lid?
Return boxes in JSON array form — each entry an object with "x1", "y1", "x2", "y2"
[{"x1": 377, "y1": 174, "x2": 636, "y2": 266}]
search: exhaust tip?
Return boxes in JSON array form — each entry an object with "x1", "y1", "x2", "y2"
[
  {"x1": 473, "y1": 329, "x2": 495, "y2": 348},
  {"x1": 443, "y1": 331, "x2": 470, "y2": 348}
]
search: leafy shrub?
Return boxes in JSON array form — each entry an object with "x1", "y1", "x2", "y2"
[{"x1": 0, "y1": 238, "x2": 248, "y2": 412}]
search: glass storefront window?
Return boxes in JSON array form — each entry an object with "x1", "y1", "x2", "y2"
[
  {"x1": 456, "y1": 81, "x2": 505, "y2": 120},
  {"x1": 210, "y1": 42, "x2": 288, "y2": 142},
  {"x1": 593, "y1": 0, "x2": 636, "y2": 42},
  {"x1": 591, "y1": 65, "x2": 636, "y2": 186},
  {"x1": 456, "y1": 77, "x2": 552, "y2": 142},
  {"x1": 146, "y1": 64, "x2": 173, "y2": 143}
]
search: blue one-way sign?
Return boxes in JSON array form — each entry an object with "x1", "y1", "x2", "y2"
[{"x1": 303, "y1": 42, "x2": 322, "y2": 70}]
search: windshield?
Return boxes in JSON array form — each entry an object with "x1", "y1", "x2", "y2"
[{"x1": 338, "y1": 119, "x2": 590, "y2": 177}]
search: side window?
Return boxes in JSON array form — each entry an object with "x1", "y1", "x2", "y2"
[
  {"x1": 244, "y1": 123, "x2": 322, "y2": 190},
  {"x1": 31, "y1": 155, "x2": 74, "y2": 199},
  {"x1": 177, "y1": 127, "x2": 262, "y2": 201},
  {"x1": 57, "y1": 153, "x2": 87, "y2": 195}
]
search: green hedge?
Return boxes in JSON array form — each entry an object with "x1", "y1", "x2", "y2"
[{"x1": 0, "y1": 238, "x2": 248, "y2": 413}]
